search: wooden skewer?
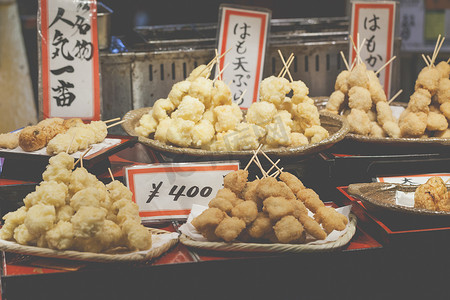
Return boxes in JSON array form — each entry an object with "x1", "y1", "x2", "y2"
[
  {"x1": 265, "y1": 158, "x2": 281, "y2": 175},
  {"x1": 422, "y1": 54, "x2": 431, "y2": 67},
  {"x1": 388, "y1": 89, "x2": 403, "y2": 105},
  {"x1": 66, "y1": 131, "x2": 77, "y2": 153},
  {"x1": 430, "y1": 34, "x2": 442, "y2": 67},
  {"x1": 270, "y1": 167, "x2": 284, "y2": 178},
  {"x1": 280, "y1": 55, "x2": 295, "y2": 78},
  {"x1": 236, "y1": 89, "x2": 247, "y2": 104},
  {"x1": 108, "y1": 168, "x2": 115, "y2": 181},
  {"x1": 74, "y1": 146, "x2": 93, "y2": 167},
  {"x1": 447, "y1": 57, "x2": 450, "y2": 64},
  {"x1": 434, "y1": 36, "x2": 445, "y2": 65},
  {"x1": 253, "y1": 150, "x2": 267, "y2": 178},
  {"x1": 375, "y1": 56, "x2": 396, "y2": 76},
  {"x1": 340, "y1": 51, "x2": 350, "y2": 71},
  {"x1": 244, "y1": 144, "x2": 263, "y2": 171},
  {"x1": 278, "y1": 50, "x2": 294, "y2": 82},
  {"x1": 277, "y1": 53, "x2": 294, "y2": 77},
  {"x1": 213, "y1": 62, "x2": 230, "y2": 82},
  {"x1": 106, "y1": 119, "x2": 126, "y2": 129},
  {"x1": 260, "y1": 150, "x2": 282, "y2": 172},
  {"x1": 104, "y1": 117, "x2": 121, "y2": 124}
]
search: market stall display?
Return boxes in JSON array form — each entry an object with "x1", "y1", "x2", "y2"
[{"x1": 0, "y1": 152, "x2": 178, "y2": 262}]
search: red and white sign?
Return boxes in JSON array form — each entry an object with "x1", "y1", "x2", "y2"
[
  {"x1": 125, "y1": 162, "x2": 240, "y2": 221},
  {"x1": 40, "y1": 0, "x2": 100, "y2": 120},
  {"x1": 216, "y1": 5, "x2": 271, "y2": 109},
  {"x1": 350, "y1": 1, "x2": 396, "y2": 99}
]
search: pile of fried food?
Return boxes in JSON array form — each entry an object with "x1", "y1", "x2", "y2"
[
  {"x1": 0, "y1": 117, "x2": 111, "y2": 154},
  {"x1": 325, "y1": 35, "x2": 450, "y2": 139},
  {"x1": 135, "y1": 53, "x2": 329, "y2": 151},
  {"x1": 0, "y1": 152, "x2": 152, "y2": 253},
  {"x1": 191, "y1": 169, "x2": 348, "y2": 243},
  {"x1": 414, "y1": 176, "x2": 450, "y2": 211}
]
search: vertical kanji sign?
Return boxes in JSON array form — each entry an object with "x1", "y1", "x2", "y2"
[
  {"x1": 40, "y1": 0, "x2": 100, "y2": 120},
  {"x1": 216, "y1": 5, "x2": 271, "y2": 109},
  {"x1": 350, "y1": 1, "x2": 396, "y2": 99}
]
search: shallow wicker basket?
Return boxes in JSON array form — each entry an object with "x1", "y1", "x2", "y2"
[
  {"x1": 0, "y1": 228, "x2": 178, "y2": 263},
  {"x1": 180, "y1": 213, "x2": 357, "y2": 253},
  {"x1": 121, "y1": 107, "x2": 349, "y2": 159}
]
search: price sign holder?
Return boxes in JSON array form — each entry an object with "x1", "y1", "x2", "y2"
[
  {"x1": 125, "y1": 161, "x2": 240, "y2": 222},
  {"x1": 349, "y1": 1, "x2": 397, "y2": 99},
  {"x1": 216, "y1": 4, "x2": 271, "y2": 109},
  {"x1": 39, "y1": 0, "x2": 101, "y2": 121}
]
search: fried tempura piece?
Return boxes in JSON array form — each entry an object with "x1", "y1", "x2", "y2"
[
  {"x1": 24, "y1": 204, "x2": 56, "y2": 236},
  {"x1": 241, "y1": 180, "x2": 262, "y2": 209},
  {"x1": 166, "y1": 118, "x2": 195, "y2": 147},
  {"x1": 191, "y1": 207, "x2": 226, "y2": 236},
  {"x1": 212, "y1": 80, "x2": 232, "y2": 107},
  {"x1": 45, "y1": 220, "x2": 74, "y2": 250},
  {"x1": 231, "y1": 201, "x2": 258, "y2": 225},
  {"x1": 168, "y1": 80, "x2": 191, "y2": 107},
  {"x1": 152, "y1": 98, "x2": 175, "y2": 121},
  {"x1": 263, "y1": 196, "x2": 294, "y2": 221},
  {"x1": 0, "y1": 207, "x2": 27, "y2": 240},
  {"x1": 367, "y1": 70, "x2": 387, "y2": 104},
  {"x1": 56, "y1": 205, "x2": 74, "y2": 222},
  {"x1": 234, "y1": 122, "x2": 265, "y2": 150},
  {"x1": 213, "y1": 103, "x2": 243, "y2": 132},
  {"x1": 0, "y1": 132, "x2": 19, "y2": 149},
  {"x1": 121, "y1": 219, "x2": 152, "y2": 251},
  {"x1": 42, "y1": 152, "x2": 74, "y2": 184},
  {"x1": 256, "y1": 177, "x2": 296, "y2": 202},
  {"x1": 304, "y1": 125, "x2": 329, "y2": 144},
  {"x1": 279, "y1": 172, "x2": 305, "y2": 195},
  {"x1": 95, "y1": 219, "x2": 123, "y2": 250},
  {"x1": 296, "y1": 188, "x2": 325, "y2": 213},
  {"x1": 347, "y1": 109, "x2": 371, "y2": 135},
  {"x1": 334, "y1": 70, "x2": 350, "y2": 94},
  {"x1": 208, "y1": 196, "x2": 233, "y2": 213},
  {"x1": 191, "y1": 119, "x2": 215, "y2": 148},
  {"x1": 273, "y1": 215, "x2": 304, "y2": 244},
  {"x1": 246, "y1": 101, "x2": 277, "y2": 127},
  {"x1": 297, "y1": 213, "x2": 327, "y2": 240},
  {"x1": 290, "y1": 80, "x2": 310, "y2": 104},
  {"x1": 223, "y1": 170, "x2": 248, "y2": 195},
  {"x1": 106, "y1": 180, "x2": 133, "y2": 203},
  {"x1": 348, "y1": 63, "x2": 369, "y2": 88},
  {"x1": 348, "y1": 86, "x2": 372, "y2": 112},
  {"x1": 415, "y1": 66, "x2": 440, "y2": 96},
  {"x1": 314, "y1": 206, "x2": 348, "y2": 234},
  {"x1": 247, "y1": 212, "x2": 272, "y2": 239},
  {"x1": 414, "y1": 177, "x2": 449, "y2": 211},
  {"x1": 436, "y1": 61, "x2": 450, "y2": 78},
  {"x1": 23, "y1": 180, "x2": 68, "y2": 208},
  {"x1": 71, "y1": 206, "x2": 107, "y2": 238},
  {"x1": 187, "y1": 64, "x2": 210, "y2": 82},
  {"x1": 135, "y1": 112, "x2": 158, "y2": 137},
  {"x1": 326, "y1": 90, "x2": 346, "y2": 114},
  {"x1": 212, "y1": 217, "x2": 245, "y2": 242},
  {"x1": 259, "y1": 76, "x2": 291, "y2": 107},
  {"x1": 154, "y1": 118, "x2": 173, "y2": 143},
  {"x1": 289, "y1": 132, "x2": 309, "y2": 147},
  {"x1": 399, "y1": 110, "x2": 427, "y2": 137},
  {"x1": 427, "y1": 111, "x2": 448, "y2": 131},
  {"x1": 171, "y1": 95, "x2": 205, "y2": 123},
  {"x1": 437, "y1": 78, "x2": 450, "y2": 105},
  {"x1": 13, "y1": 224, "x2": 36, "y2": 245}
]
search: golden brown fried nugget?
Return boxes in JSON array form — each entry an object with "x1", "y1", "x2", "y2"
[
  {"x1": 215, "y1": 188, "x2": 242, "y2": 206},
  {"x1": 208, "y1": 197, "x2": 233, "y2": 213},
  {"x1": 241, "y1": 180, "x2": 262, "y2": 208},
  {"x1": 314, "y1": 206, "x2": 348, "y2": 234},
  {"x1": 257, "y1": 177, "x2": 296, "y2": 201},
  {"x1": 191, "y1": 207, "x2": 226, "y2": 233},
  {"x1": 19, "y1": 126, "x2": 48, "y2": 152},
  {"x1": 263, "y1": 196, "x2": 294, "y2": 221},
  {"x1": 273, "y1": 216, "x2": 304, "y2": 244},
  {"x1": 231, "y1": 201, "x2": 258, "y2": 225},
  {"x1": 297, "y1": 214, "x2": 327, "y2": 240},
  {"x1": 215, "y1": 217, "x2": 246, "y2": 242},
  {"x1": 296, "y1": 188, "x2": 325, "y2": 213},
  {"x1": 247, "y1": 212, "x2": 272, "y2": 239},
  {"x1": 279, "y1": 172, "x2": 305, "y2": 194},
  {"x1": 223, "y1": 170, "x2": 248, "y2": 195},
  {"x1": 414, "y1": 177, "x2": 449, "y2": 211}
]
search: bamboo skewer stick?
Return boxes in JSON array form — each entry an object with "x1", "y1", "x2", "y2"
[
  {"x1": 253, "y1": 150, "x2": 267, "y2": 178},
  {"x1": 244, "y1": 144, "x2": 262, "y2": 171},
  {"x1": 265, "y1": 158, "x2": 281, "y2": 175},
  {"x1": 260, "y1": 150, "x2": 282, "y2": 172},
  {"x1": 66, "y1": 131, "x2": 77, "y2": 153},
  {"x1": 388, "y1": 89, "x2": 403, "y2": 105},
  {"x1": 104, "y1": 117, "x2": 121, "y2": 124},
  {"x1": 106, "y1": 120, "x2": 126, "y2": 129},
  {"x1": 213, "y1": 63, "x2": 230, "y2": 82},
  {"x1": 340, "y1": 51, "x2": 350, "y2": 71},
  {"x1": 422, "y1": 54, "x2": 431, "y2": 67},
  {"x1": 430, "y1": 34, "x2": 442, "y2": 67},
  {"x1": 280, "y1": 55, "x2": 294, "y2": 78},
  {"x1": 74, "y1": 146, "x2": 93, "y2": 168},
  {"x1": 108, "y1": 168, "x2": 115, "y2": 181},
  {"x1": 375, "y1": 56, "x2": 396, "y2": 76},
  {"x1": 278, "y1": 50, "x2": 294, "y2": 82}
]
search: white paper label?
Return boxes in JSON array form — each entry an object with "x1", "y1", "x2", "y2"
[
  {"x1": 216, "y1": 6, "x2": 271, "y2": 109},
  {"x1": 40, "y1": 0, "x2": 100, "y2": 120},
  {"x1": 350, "y1": 1, "x2": 396, "y2": 98},
  {"x1": 125, "y1": 162, "x2": 240, "y2": 221}
]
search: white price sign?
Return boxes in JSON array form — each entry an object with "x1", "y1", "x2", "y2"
[
  {"x1": 39, "y1": 0, "x2": 100, "y2": 120},
  {"x1": 350, "y1": 1, "x2": 396, "y2": 99},
  {"x1": 377, "y1": 173, "x2": 450, "y2": 185},
  {"x1": 125, "y1": 161, "x2": 240, "y2": 221},
  {"x1": 216, "y1": 5, "x2": 271, "y2": 109}
]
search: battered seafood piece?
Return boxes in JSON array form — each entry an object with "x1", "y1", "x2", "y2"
[
  {"x1": 171, "y1": 96, "x2": 205, "y2": 123},
  {"x1": 24, "y1": 204, "x2": 56, "y2": 236},
  {"x1": 213, "y1": 103, "x2": 243, "y2": 132},
  {"x1": 290, "y1": 80, "x2": 310, "y2": 104},
  {"x1": 263, "y1": 196, "x2": 295, "y2": 221},
  {"x1": 23, "y1": 180, "x2": 68, "y2": 208},
  {"x1": 347, "y1": 63, "x2": 369, "y2": 88},
  {"x1": 212, "y1": 80, "x2": 232, "y2": 107},
  {"x1": 279, "y1": 171, "x2": 305, "y2": 194},
  {"x1": 214, "y1": 217, "x2": 246, "y2": 242},
  {"x1": 415, "y1": 66, "x2": 440, "y2": 96},
  {"x1": 186, "y1": 64, "x2": 211, "y2": 82},
  {"x1": 273, "y1": 215, "x2": 304, "y2": 243},
  {"x1": 191, "y1": 207, "x2": 226, "y2": 241},
  {"x1": 168, "y1": 80, "x2": 191, "y2": 107},
  {"x1": 231, "y1": 201, "x2": 258, "y2": 225},
  {"x1": 399, "y1": 110, "x2": 427, "y2": 137},
  {"x1": 314, "y1": 206, "x2": 348, "y2": 234},
  {"x1": 0, "y1": 132, "x2": 19, "y2": 149},
  {"x1": 334, "y1": 70, "x2": 350, "y2": 94},
  {"x1": 166, "y1": 118, "x2": 195, "y2": 147},
  {"x1": 297, "y1": 188, "x2": 325, "y2": 213},
  {"x1": 347, "y1": 109, "x2": 371, "y2": 135},
  {"x1": 189, "y1": 77, "x2": 213, "y2": 109},
  {"x1": 326, "y1": 90, "x2": 346, "y2": 114},
  {"x1": 259, "y1": 76, "x2": 291, "y2": 107},
  {"x1": 223, "y1": 170, "x2": 248, "y2": 196},
  {"x1": 42, "y1": 152, "x2": 74, "y2": 184},
  {"x1": 414, "y1": 176, "x2": 449, "y2": 211},
  {"x1": 304, "y1": 125, "x2": 329, "y2": 144},
  {"x1": 348, "y1": 86, "x2": 372, "y2": 112},
  {"x1": 246, "y1": 101, "x2": 277, "y2": 127},
  {"x1": 257, "y1": 177, "x2": 296, "y2": 201},
  {"x1": 46, "y1": 221, "x2": 74, "y2": 250},
  {"x1": 247, "y1": 212, "x2": 272, "y2": 239},
  {"x1": 19, "y1": 125, "x2": 47, "y2": 151}
]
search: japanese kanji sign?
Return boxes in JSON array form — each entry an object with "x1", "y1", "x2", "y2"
[
  {"x1": 40, "y1": 0, "x2": 100, "y2": 120},
  {"x1": 350, "y1": 1, "x2": 396, "y2": 99},
  {"x1": 125, "y1": 161, "x2": 239, "y2": 221},
  {"x1": 216, "y1": 5, "x2": 271, "y2": 109}
]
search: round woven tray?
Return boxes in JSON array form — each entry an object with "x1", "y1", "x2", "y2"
[
  {"x1": 180, "y1": 213, "x2": 357, "y2": 253},
  {"x1": 121, "y1": 107, "x2": 349, "y2": 159},
  {"x1": 0, "y1": 228, "x2": 179, "y2": 263}
]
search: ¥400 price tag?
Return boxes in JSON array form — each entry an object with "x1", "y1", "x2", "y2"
[{"x1": 125, "y1": 161, "x2": 239, "y2": 221}]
